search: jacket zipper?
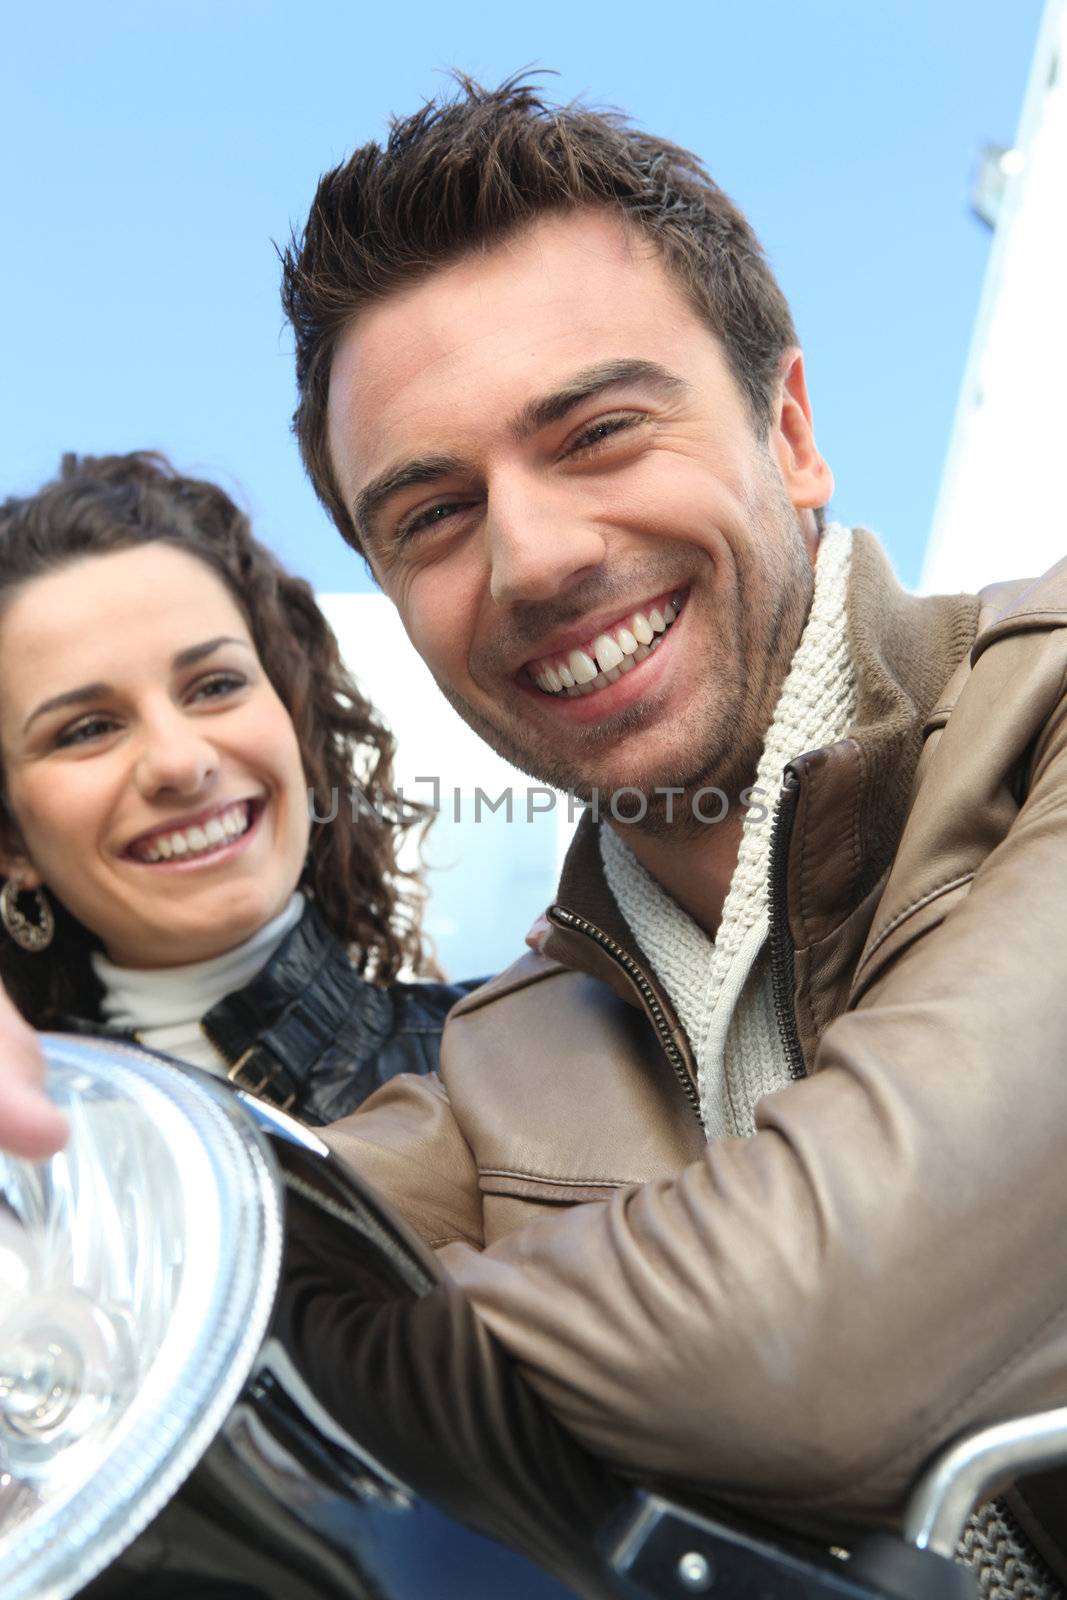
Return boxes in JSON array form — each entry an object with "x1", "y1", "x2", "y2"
[
  {"x1": 548, "y1": 906, "x2": 704, "y2": 1126},
  {"x1": 768, "y1": 769, "x2": 806, "y2": 1080}
]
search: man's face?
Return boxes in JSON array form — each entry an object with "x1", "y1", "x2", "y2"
[{"x1": 326, "y1": 211, "x2": 831, "y2": 814}]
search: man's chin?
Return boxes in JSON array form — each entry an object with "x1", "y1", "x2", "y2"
[
  {"x1": 436, "y1": 684, "x2": 757, "y2": 826},
  {"x1": 555, "y1": 715, "x2": 771, "y2": 828}
]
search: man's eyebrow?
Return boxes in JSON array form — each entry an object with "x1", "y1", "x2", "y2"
[
  {"x1": 512, "y1": 358, "x2": 689, "y2": 438},
  {"x1": 353, "y1": 454, "x2": 467, "y2": 548},
  {"x1": 350, "y1": 361, "x2": 688, "y2": 548},
  {"x1": 22, "y1": 636, "x2": 252, "y2": 734}
]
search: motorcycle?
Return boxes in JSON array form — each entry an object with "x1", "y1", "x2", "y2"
[{"x1": 2, "y1": 1037, "x2": 1065, "y2": 1599}]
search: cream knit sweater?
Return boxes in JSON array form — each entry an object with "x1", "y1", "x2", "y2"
[{"x1": 600, "y1": 523, "x2": 857, "y2": 1139}]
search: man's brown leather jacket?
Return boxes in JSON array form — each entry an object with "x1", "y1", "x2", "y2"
[{"x1": 323, "y1": 531, "x2": 1067, "y2": 1572}]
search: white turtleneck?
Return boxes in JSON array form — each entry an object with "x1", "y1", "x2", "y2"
[{"x1": 92, "y1": 893, "x2": 306, "y2": 1076}]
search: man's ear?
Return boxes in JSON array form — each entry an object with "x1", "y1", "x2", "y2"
[{"x1": 770, "y1": 348, "x2": 834, "y2": 517}]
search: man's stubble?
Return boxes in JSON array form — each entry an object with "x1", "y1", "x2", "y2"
[{"x1": 429, "y1": 477, "x2": 816, "y2": 839}]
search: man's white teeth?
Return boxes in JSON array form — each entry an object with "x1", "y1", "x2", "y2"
[
  {"x1": 135, "y1": 803, "x2": 251, "y2": 863},
  {"x1": 593, "y1": 633, "x2": 624, "y2": 673},
  {"x1": 532, "y1": 596, "x2": 683, "y2": 696}
]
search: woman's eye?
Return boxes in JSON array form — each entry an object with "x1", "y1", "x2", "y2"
[
  {"x1": 54, "y1": 716, "x2": 117, "y2": 749},
  {"x1": 190, "y1": 672, "x2": 246, "y2": 703},
  {"x1": 567, "y1": 413, "x2": 644, "y2": 456}
]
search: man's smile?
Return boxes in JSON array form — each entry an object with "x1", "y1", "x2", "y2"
[{"x1": 524, "y1": 588, "x2": 686, "y2": 699}]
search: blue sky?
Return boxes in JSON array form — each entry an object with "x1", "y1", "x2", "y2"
[{"x1": 3, "y1": 0, "x2": 1045, "y2": 590}]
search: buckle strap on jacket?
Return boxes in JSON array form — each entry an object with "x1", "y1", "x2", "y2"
[
  {"x1": 226, "y1": 1042, "x2": 300, "y2": 1111},
  {"x1": 202, "y1": 902, "x2": 397, "y2": 1109},
  {"x1": 218, "y1": 944, "x2": 370, "y2": 1108}
]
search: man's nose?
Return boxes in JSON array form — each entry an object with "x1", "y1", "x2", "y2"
[
  {"x1": 134, "y1": 710, "x2": 218, "y2": 799},
  {"x1": 487, "y1": 478, "x2": 608, "y2": 606}
]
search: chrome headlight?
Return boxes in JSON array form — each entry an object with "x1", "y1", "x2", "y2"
[{"x1": 0, "y1": 1035, "x2": 284, "y2": 1600}]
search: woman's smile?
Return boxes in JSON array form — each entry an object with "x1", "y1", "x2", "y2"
[
  {"x1": 0, "y1": 544, "x2": 311, "y2": 968},
  {"x1": 122, "y1": 797, "x2": 263, "y2": 867}
]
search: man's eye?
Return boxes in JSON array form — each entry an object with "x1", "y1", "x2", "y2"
[
  {"x1": 399, "y1": 501, "x2": 469, "y2": 543},
  {"x1": 567, "y1": 413, "x2": 644, "y2": 456}
]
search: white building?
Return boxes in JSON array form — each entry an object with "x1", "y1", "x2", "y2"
[
  {"x1": 318, "y1": 594, "x2": 572, "y2": 980},
  {"x1": 921, "y1": 0, "x2": 1067, "y2": 594}
]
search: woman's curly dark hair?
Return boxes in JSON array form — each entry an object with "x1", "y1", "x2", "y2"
[{"x1": 0, "y1": 450, "x2": 434, "y2": 1026}]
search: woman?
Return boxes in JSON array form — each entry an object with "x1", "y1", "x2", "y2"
[{"x1": 0, "y1": 450, "x2": 472, "y2": 1125}]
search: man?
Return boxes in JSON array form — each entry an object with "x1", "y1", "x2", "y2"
[
  {"x1": 284, "y1": 77, "x2": 1067, "y2": 1587},
  {"x1": 7, "y1": 77, "x2": 1067, "y2": 1592}
]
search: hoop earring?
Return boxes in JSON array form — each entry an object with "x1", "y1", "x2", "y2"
[{"x1": 1, "y1": 878, "x2": 55, "y2": 953}]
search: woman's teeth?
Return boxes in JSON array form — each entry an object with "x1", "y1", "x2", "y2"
[
  {"x1": 133, "y1": 803, "x2": 252, "y2": 863},
  {"x1": 532, "y1": 596, "x2": 683, "y2": 697}
]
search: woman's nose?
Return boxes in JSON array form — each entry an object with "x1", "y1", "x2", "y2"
[{"x1": 134, "y1": 713, "x2": 218, "y2": 799}]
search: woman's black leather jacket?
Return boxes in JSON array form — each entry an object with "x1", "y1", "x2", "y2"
[{"x1": 64, "y1": 900, "x2": 480, "y2": 1125}]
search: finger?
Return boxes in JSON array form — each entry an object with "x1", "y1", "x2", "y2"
[{"x1": 0, "y1": 1079, "x2": 69, "y2": 1160}]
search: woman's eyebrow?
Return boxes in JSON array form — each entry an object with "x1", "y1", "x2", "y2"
[
  {"x1": 23, "y1": 682, "x2": 110, "y2": 735},
  {"x1": 21, "y1": 637, "x2": 253, "y2": 734},
  {"x1": 171, "y1": 635, "x2": 253, "y2": 671}
]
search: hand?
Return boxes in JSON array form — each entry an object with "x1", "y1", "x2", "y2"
[{"x1": 0, "y1": 985, "x2": 68, "y2": 1158}]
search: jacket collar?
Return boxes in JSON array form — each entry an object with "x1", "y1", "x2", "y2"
[
  {"x1": 543, "y1": 530, "x2": 981, "y2": 1065},
  {"x1": 200, "y1": 899, "x2": 394, "y2": 1094},
  {"x1": 784, "y1": 529, "x2": 980, "y2": 945},
  {"x1": 64, "y1": 902, "x2": 395, "y2": 1115},
  {"x1": 60, "y1": 900, "x2": 392, "y2": 1112}
]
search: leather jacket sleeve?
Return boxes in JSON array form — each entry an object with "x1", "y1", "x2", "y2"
[
  {"x1": 325, "y1": 1069, "x2": 486, "y2": 1250},
  {"x1": 324, "y1": 631, "x2": 1067, "y2": 1529},
  {"x1": 274, "y1": 1163, "x2": 625, "y2": 1599}
]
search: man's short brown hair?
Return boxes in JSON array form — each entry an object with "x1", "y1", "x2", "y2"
[{"x1": 282, "y1": 75, "x2": 800, "y2": 554}]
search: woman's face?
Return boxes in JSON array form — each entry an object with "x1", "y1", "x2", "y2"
[{"x1": 0, "y1": 544, "x2": 311, "y2": 969}]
